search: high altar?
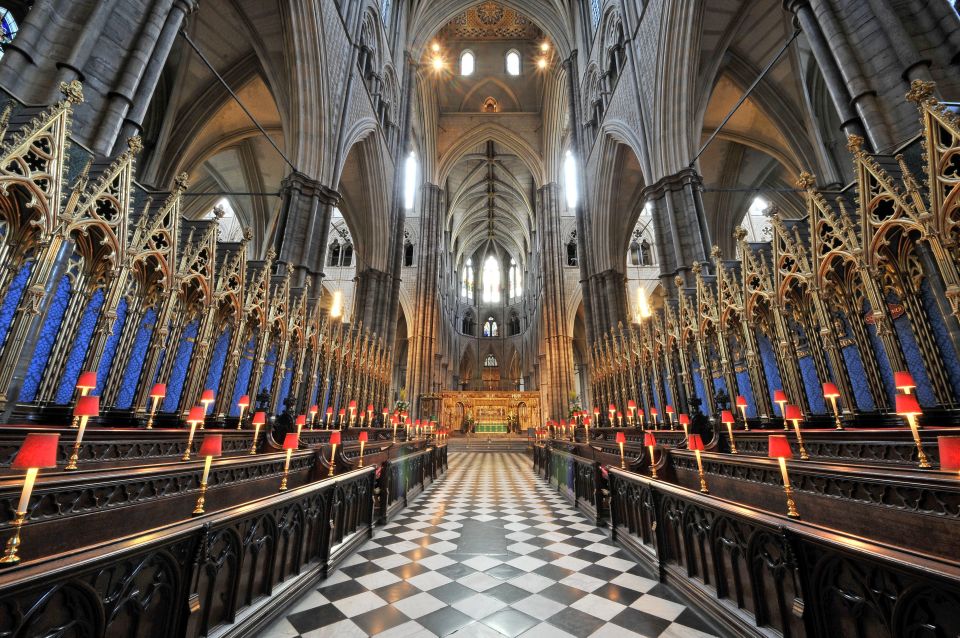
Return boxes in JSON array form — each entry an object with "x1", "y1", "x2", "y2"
[{"x1": 441, "y1": 391, "x2": 541, "y2": 434}]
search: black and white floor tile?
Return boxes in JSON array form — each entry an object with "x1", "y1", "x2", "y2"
[{"x1": 262, "y1": 452, "x2": 721, "y2": 638}]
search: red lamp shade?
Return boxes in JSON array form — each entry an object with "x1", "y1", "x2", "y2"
[
  {"x1": 282, "y1": 433, "x2": 299, "y2": 450},
  {"x1": 11, "y1": 433, "x2": 60, "y2": 469},
  {"x1": 416, "y1": 419, "x2": 422, "y2": 427},
  {"x1": 187, "y1": 406, "x2": 205, "y2": 423},
  {"x1": 784, "y1": 404, "x2": 802, "y2": 422},
  {"x1": 937, "y1": 436, "x2": 960, "y2": 471},
  {"x1": 295, "y1": 415, "x2": 306, "y2": 426},
  {"x1": 366, "y1": 404, "x2": 374, "y2": 413},
  {"x1": 615, "y1": 432, "x2": 626, "y2": 444},
  {"x1": 76, "y1": 371, "x2": 97, "y2": 390},
  {"x1": 679, "y1": 414, "x2": 690, "y2": 425},
  {"x1": 650, "y1": 407, "x2": 658, "y2": 416},
  {"x1": 200, "y1": 389, "x2": 215, "y2": 403},
  {"x1": 721, "y1": 410, "x2": 734, "y2": 424},
  {"x1": 329, "y1": 431, "x2": 341, "y2": 445},
  {"x1": 773, "y1": 390, "x2": 788, "y2": 404},
  {"x1": 688, "y1": 433, "x2": 705, "y2": 451},
  {"x1": 735, "y1": 395, "x2": 748, "y2": 408},
  {"x1": 822, "y1": 382, "x2": 840, "y2": 398},
  {"x1": 627, "y1": 400, "x2": 637, "y2": 409},
  {"x1": 311, "y1": 405, "x2": 319, "y2": 414},
  {"x1": 150, "y1": 383, "x2": 167, "y2": 399},
  {"x1": 238, "y1": 394, "x2": 250, "y2": 408},
  {"x1": 326, "y1": 407, "x2": 334, "y2": 416},
  {"x1": 608, "y1": 404, "x2": 616, "y2": 412},
  {"x1": 252, "y1": 411, "x2": 266, "y2": 426},
  {"x1": 616, "y1": 411, "x2": 623, "y2": 418},
  {"x1": 74, "y1": 395, "x2": 100, "y2": 417},
  {"x1": 348, "y1": 400, "x2": 357, "y2": 410},
  {"x1": 894, "y1": 371, "x2": 916, "y2": 390},
  {"x1": 644, "y1": 432, "x2": 657, "y2": 447},
  {"x1": 199, "y1": 434, "x2": 223, "y2": 457},
  {"x1": 358, "y1": 431, "x2": 369, "y2": 442},
  {"x1": 391, "y1": 416, "x2": 398, "y2": 424},
  {"x1": 382, "y1": 408, "x2": 388, "y2": 416},
  {"x1": 593, "y1": 407, "x2": 600, "y2": 415},
  {"x1": 896, "y1": 393, "x2": 922, "y2": 416},
  {"x1": 768, "y1": 435, "x2": 793, "y2": 459},
  {"x1": 560, "y1": 419, "x2": 567, "y2": 427},
  {"x1": 338, "y1": 409, "x2": 346, "y2": 417},
  {"x1": 666, "y1": 405, "x2": 674, "y2": 414}
]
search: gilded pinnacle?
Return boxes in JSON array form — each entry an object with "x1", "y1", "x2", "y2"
[
  {"x1": 60, "y1": 80, "x2": 84, "y2": 104},
  {"x1": 127, "y1": 136, "x2": 143, "y2": 154},
  {"x1": 796, "y1": 171, "x2": 816, "y2": 190},
  {"x1": 846, "y1": 134, "x2": 865, "y2": 156},
  {"x1": 174, "y1": 172, "x2": 190, "y2": 191},
  {"x1": 710, "y1": 245, "x2": 722, "y2": 259},
  {"x1": 733, "y1": 226, "x2": 748, "y2": 241},
  {"x1": 905, "y1": 79, "x2": 936, "y2": 105}
]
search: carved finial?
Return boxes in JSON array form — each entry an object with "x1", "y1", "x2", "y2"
[
  {"x1": 242, "y1": 227, "x2": 253, "y2": 242},
  {"x1": 846, "y1": 134, "x2": 865, "y2": 156},
  {"x1": 906, "y1": 79, "x2": 936, "y2": 105},
  {"x1": 127, "y1": 135, "x2": 143, "y2": 154},
  {"x1": 796, "y1": 171, "x2": 816, "y2": 190},
  {"x1": 266, "y1": 247, "x2": 277, "y2": 261},
  {"x1": 710, "y1": 245, "x2": 722, "y2": 259},
  {"x1": 674, "y1": 275, "x2": 684, "y2": 288},
  {"x1": 212, "y1": 204, "x2": 226, "y2": 220},
  {"x1": 73, "y1": 158, "x2": 93, "y2": 192},
  {"x1": 0, "y1": 102, "x2": 12, "y2": 141},
  {"x1": 894, "y1": 154, "x2": 921, "y2": 193},
  {"x1": 733, "y1": 226, "x2": 748, "y2": 242},
  {"x1": 691, "y1": 261, "x2": 702, "y2": 275},
  {"x1": 174, "y1": 172, "x2": 190, "y2": 191},
  {"x1": 60, "y1": 80, "x2": 84, "y2": 104}
]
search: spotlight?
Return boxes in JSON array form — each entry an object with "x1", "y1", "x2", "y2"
[
  {"x1": 432, "y1": 56, "x2": 444, "y2": 71},
  {"x1": 537, "y1": 58, "x2": 548, "y2": 69},
  {"x1": 540, "y1": 42, "x2": 550, "y2": 52},
  {"x1": 431, "y1": 42, "x2": 441, "y2": 53}
]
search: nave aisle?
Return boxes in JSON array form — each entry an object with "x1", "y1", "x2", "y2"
[{"x1": 264, "y1": 452, "x2": 720, "y2": 638}]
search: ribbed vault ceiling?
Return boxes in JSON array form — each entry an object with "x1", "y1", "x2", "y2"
[{"x1": 448, "y1": 140, "x2": 533, "y2": 265}]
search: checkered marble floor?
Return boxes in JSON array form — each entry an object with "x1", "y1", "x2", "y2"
[{"x1": 262, "y1": 452, "x2": 721, "y2": 638}]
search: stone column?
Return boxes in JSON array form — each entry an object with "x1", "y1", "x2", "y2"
[
  {"x1": 406, "y1": 184, "x2": 443, "y2": 418},
  {"x1": 646, "y1": 169, "x2": 712, "y2": 294},
  {"x1": 783, "y1": 0, "x2": 867, "y2": 141},
  {"x1": 273, "y1": 173, "x2": 339, "y2": 291},
  {"x1": 537, "y1": 183, "x2": 576, "y2": 420}
]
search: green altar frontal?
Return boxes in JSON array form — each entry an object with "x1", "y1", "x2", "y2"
[{"x1": 475, "y1": 423, "x2": 508, "y2": 433}]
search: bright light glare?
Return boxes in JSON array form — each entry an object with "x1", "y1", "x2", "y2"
[
  {"x1": 432, "y1": 56, "x2": 444, "y2": 71},
  {"x1": 431, "y1": 42, "x2": 441, "y2": 53},
  {"x1": 564, "y1": 150, "x2": 579, "y2": 209},
  {"x1": 540, "y1": 42, "x2": 550, "y2": 52},
  {"x1": 404, "y1": 152, "x2": 418, "y2": 210},
  {"x1": 506, "y1": 51, "x2": 520, "y2": 75},
  {"x1": 537, "y1": 58, "x2": 548, "y2": 69},
  {"x1": 330, "y1": 290, "x2": 343, "y2": 318}
]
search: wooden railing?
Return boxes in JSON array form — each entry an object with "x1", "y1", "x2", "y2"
[
  {"x1": 0, "y1": 466, "x2": 377, "y2": 638},
  {"x1": 606, "y1": 466, "x2": 960, "y2": 638},
  {"x1": 542, "y1": 446, "x2": 606, "y2": 525}
]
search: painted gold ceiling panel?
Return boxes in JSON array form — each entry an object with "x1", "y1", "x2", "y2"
[{"x1": 439, "y1": 2, "x2": 542, "y2": 40}]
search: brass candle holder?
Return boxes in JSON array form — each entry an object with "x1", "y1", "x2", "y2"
[
  {"x1": 182, "y1": 405, "x2": 204, "y2": 462},
  {"x1": 147, "y1": 383, "x2": 166, "y2": 430},
  {"x1": 279, "y1": 432, "x2": 298, "y2": 491},
  {"x1": 237, "y1": 395, "x2": 250, "y2": 429},
  {"x1": 328, "y1": 431, "x2": 341, "y2": 477},
  {"x1": 769, "y1": 435, "x2": 799, "y2": 518},
  {"x1": 689, "y1": 434, "x2": 708, "y2": 493},
  {"x1": 193, "y1": 434, "x2": 222, "y2": 516},
  {"x1": 823, "y1": 383, "x2": 843, "y2": 430},
  {"x1": 358, "y1": 430, "x2": 368, "y2": 467},
  {"x1": 897, "y1": 394, "x2": 931, "y2": 468},
  {"x1": 644, "y1": 432, "x2": 658, "y2": 479},
  {"x1": 784, "y1": 404, "x2": 810, "y2": 460},
  {"x1": 250, "y1": 411, "x2": 265, "y2": 454},
  {"x1": 735, "y1": 395, "x2": 749, "y2": 431},
  {"x1": 67, "y1": 395, "x2": 99, "y2": 470},
  {"x1": 721, "y1": 410, "x2": 737, "y2": 453},
  {"x1": 0, "y1": 433, "x2": 59, "y2": 566}
]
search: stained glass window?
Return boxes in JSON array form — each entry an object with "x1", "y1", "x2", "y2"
[
  {"x1": 0, "y1": 8, "x2": 18, "y2": 59},
  {"x1": 590, "y1": 0, "x2": 601, "y2": 28},
  {"x1": 483, "y1": 317, "x2": 498, "y2": 337},
  {"x1": 482, "y1": 255, "x2": 500, "y2": 303},
  {"x1": 460, "y1": 50, "x2": 475, "y2": 76},
  {"x1": 505, "y1": 50, "x2": 521, "y2": 76},
  {"x1": 461, "y1": 258, "x2": 474, "y2": 300}
]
